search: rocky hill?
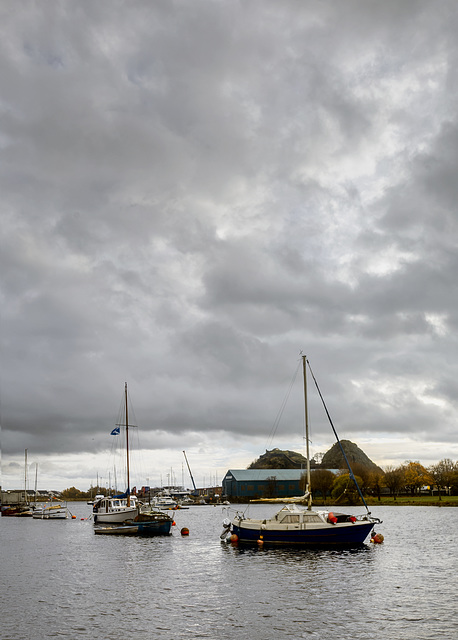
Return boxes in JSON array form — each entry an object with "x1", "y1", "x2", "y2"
[
  {"x1": 321, "y1": 440, "x2": 383, "y2": 472},
  {"x1": 248, "y1": 448, "x2": 307, "y2": 469},
  {"x1": 248, "y1": 441, "x2": 381, "y2": 472}
]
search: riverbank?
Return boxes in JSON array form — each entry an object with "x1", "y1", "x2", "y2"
[
  {"x1": 311, "y1": 495, "x2": 458, "y2": 507},
  {"x1": 364, "y1": 495, "x2": 458, "y2": 507}
]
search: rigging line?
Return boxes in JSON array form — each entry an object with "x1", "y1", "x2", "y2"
[
  {"x1": 115, "y1": 391, "x2": 125, "y2": 427},
  {"x1": 125, "y1": 385, "x2": 139, "y2": 430},
  {"x1": 265, "y1": 359, "x2": 302, "y2": 449},
  {"x1": 332, "y1": 475, "x2": 352, "y2": 504},
  {"x1": 243, "y1": 360, "x2": 303, "y2": 513},
  {"x1": 306, "y1": 359, "x2": 371, "y2": 515}
]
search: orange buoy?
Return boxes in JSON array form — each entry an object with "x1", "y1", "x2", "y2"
[
  {"x1": 72, "y1": 515, "x2": 76, "y2": 519},
  {"x1": 372, "y1": 533, "x2": 384, "y2": 544},
  {"x1": 230, "y1": 534, "x2": 238, "y2": 543},
  {"x1": 181, "y1": 527, "x2": 189, "y2": 536},
  {"x1": 172, "y1": 521, "x2": 176, "y2": 526}
]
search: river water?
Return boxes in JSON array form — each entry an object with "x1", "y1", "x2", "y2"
[{"x1": 1, "y1": 502, "x2": 456, "y2": 639}]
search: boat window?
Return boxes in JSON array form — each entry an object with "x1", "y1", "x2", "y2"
[
  {"x1": 281, "y1": 515, "x2": 300, "y2": 523},
  {"x1": 303, "y1": 515, "x2": 323, "y2": 523}
]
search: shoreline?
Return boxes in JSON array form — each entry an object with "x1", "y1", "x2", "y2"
[{"x1": 237, "y1": 496, "x2": 458, "y2": 507}]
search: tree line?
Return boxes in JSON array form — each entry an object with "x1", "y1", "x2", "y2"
[
  {"x1": 60, "y1": 486, "x2": 111, "y2": 500},
  {"x1": 303, "y1": 458, "x2": 458, "y2": 504},
  {"x1": 59, "y1": 458, "x2": 458, "y2": 503}
]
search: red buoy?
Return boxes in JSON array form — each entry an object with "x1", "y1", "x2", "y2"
[{"x1": 181, "y1": 527, "x2": 189, "y2": 536}]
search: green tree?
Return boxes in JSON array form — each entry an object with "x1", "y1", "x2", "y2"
[
  {"x1": 331, "y1": 473, "x2": 364, "y2": 505},
  {"x1": 61, "y1": 486, "x2": 86, "y2": 500}
]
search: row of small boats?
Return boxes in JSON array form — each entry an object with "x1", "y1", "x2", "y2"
[
  {"x1": 2, "y1": 496, "x2": 175, "y2": 535},
  {"x1": 1, "y1": 502, "x2": 69, "y2": 519}
]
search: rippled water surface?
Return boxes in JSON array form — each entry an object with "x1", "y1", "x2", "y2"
[{"x1": 1, "y1": 503, "x2": 457, "y2": 639}]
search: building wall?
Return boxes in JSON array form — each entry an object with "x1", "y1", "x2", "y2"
[
  {"x1": 222, "y1": 472, "x2": 302, "y2": 499},
  {"x1": 1, "y1": 490, "x2": 28, "y2": 505}
]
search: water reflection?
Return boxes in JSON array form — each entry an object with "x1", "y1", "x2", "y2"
[{"x1": 222, "y1": 538, "x2": 372, "y2": 558}]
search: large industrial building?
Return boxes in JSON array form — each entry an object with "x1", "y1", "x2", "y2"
[{"x1": 222, "y1": 469, "x2": 304, "y2": 500}]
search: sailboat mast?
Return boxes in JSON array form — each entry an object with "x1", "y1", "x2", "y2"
[
  {"x1": 302, "y1": 356, "x2": 312, "y2": 510},
  {"x1": 125, "y1": 382, "x2": 130, "y2": 507},
  {"x1": 24, "y1": 449, "x2": 28, "y2": 506}
]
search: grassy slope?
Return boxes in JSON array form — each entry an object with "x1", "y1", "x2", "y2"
[
  {"x1": 364, "y1": 495, "x2": 458, "y2": 507},
  {"x1": 311, "y1": 495, "x2": 458, "y2": 507}
]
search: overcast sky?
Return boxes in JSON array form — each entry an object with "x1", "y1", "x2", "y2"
[{"x1": 2, "y1": 0, "x2": 458, "y2": 492}]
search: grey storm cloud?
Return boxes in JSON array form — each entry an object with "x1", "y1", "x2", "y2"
[{"x1": 2, "y1": 0, "x2": 458, "y2": 489}]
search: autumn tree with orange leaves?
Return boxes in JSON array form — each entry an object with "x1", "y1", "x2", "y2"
[{"x1": 403, "y1": 461, "x2": 432, "y2": 495}]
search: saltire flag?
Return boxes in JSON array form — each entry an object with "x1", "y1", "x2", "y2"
[{"x1": 110, "y1": 427, "x2": 120, "y2": 435}]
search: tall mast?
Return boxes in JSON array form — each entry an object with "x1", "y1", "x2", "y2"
[
  {"x1": 302, "y1": 356, "x2": 312, "y2": 510},
  {"x1": 183, "y1": 450, "x2": 197, "y2": 494},
  {"x1": 125, "y1": 382, "x2": 130, "y2": 507},
  {"x1": 24, "y1": 449, "x2": 28, "y2": 505}
]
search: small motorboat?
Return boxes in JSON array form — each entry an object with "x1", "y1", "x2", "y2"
[
  {"x1": 32, "y1": 503, "x2": 68, "y2": 519},
  {"x1": 94, "y1": 508, "x2": 173, "y2": 536}
]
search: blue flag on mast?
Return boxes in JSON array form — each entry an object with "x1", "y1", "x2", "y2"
[{"x1": 110, "y1": 427, "x2": 120, "y2": 435}]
